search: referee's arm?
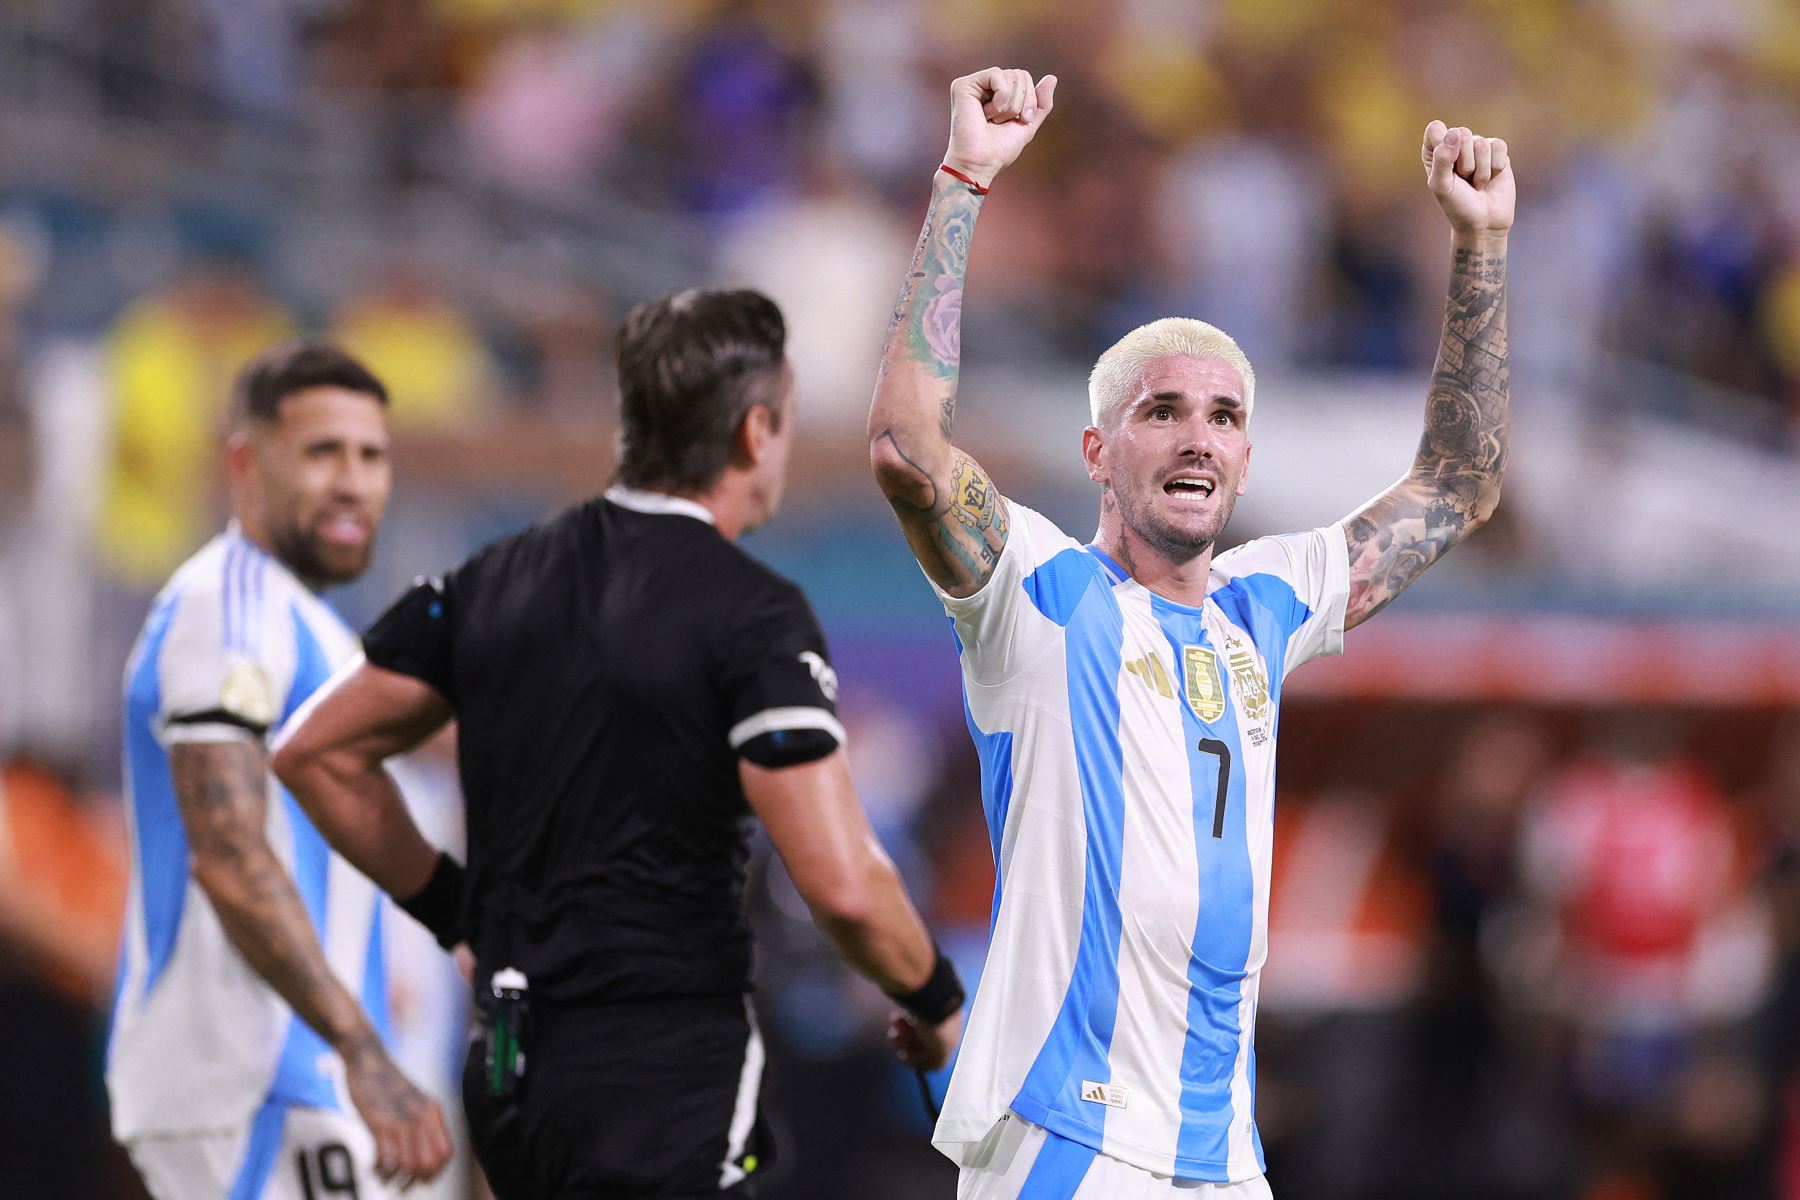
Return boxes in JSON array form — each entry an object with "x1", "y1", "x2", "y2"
[
  {"x1": 271, "y1": 658, "x2": 465, "y2": 951},
  {"x1": 272, "y1": 659, "x2": 453, "y2": 903},
  {"x1": 743, "y1": 750, "x2": 964, "y2": 1070}
]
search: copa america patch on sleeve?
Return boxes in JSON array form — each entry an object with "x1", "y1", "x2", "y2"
[{"x1": 219, "y1": 657, "x2": 280, "y2": 728}]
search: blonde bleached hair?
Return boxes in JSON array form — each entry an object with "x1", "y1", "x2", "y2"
[{"x1": 1087, "y1": 318, "x2": 1256, "y2": 428}]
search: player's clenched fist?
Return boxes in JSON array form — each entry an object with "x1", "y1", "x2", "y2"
[
  {"x1": 943, "y1": 68, "x2": 1057, "y2": 190},
  {"x1": 1422, "y1": 120, "x2": 1515, "y2": 237}
]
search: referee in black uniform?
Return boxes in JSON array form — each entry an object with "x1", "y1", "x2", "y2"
[{"x1": 273, "y1": 289, "x2": 965, "y2": 1198}]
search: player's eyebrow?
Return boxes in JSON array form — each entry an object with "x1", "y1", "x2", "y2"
[{"x1": 1145, "y1": 390, "x2": 1243, "y2": 408}]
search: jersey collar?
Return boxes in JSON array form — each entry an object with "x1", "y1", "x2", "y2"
[
  {"x1": 1085, "y1": 543, "x2": 1130, "y2": 586},
  {"x1": 222, "y1": 520, "x2": 333, "y2": 600},
  {"x1": 603, "y1": 485, "x2": 718, "y2": 526}
]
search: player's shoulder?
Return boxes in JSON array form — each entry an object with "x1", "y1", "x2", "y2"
[
  {"x1": 159, "y1": 532, "x2": 233, "y2": 603},
  {"x1": 150, "y1": 533, "x2": 310, "y2": 728},
  {"x1": 1002, "y1": 497, "x2": 1081, "y2": 557},
  {"x1": 1208, "y1": 531, "x2": 1312, "y2": 626},
  {"x1": 1212, "y1": 527, "x2": 1328, "y2": 587},
  {"x1": 1210, "y1": 524, "x2": 1350, "y2": 647},
  {"x1": 158, "y1": 531, "x2": 297, "y2": 644},
  {"x1": 971, "y1": 496, "x2": 1088, "y2": 602},
  {"x1": 999, "y1": 496, "x2": 1103, "y2": 602}
]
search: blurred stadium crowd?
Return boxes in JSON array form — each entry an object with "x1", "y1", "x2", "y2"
[{"x1": 1, "y1": 0, "x2": 1799, "y2": 1197}]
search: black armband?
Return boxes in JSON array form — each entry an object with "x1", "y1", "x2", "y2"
[
  {"x1": 396, "y1": 852, "x2": 467, "y2": 951},
  {"x1": 165, "y1": 708, "x2": 269, "y2": 735},
  {"x1": 738, "y1": 726, "x2": 840, "y2": 769},
  {"x1": 886, "y1": 944, "x2": 966, "y2": 1025}
]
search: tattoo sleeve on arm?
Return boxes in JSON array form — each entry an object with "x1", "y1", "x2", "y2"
[
  {"x1": 1343, "y1": 241, "x2": 1509, "y2": 628},
  {"x1": 870, "y1": 174, "x2": 1011, "y2": 597},
  {"x1": 172, "y1": 739, "x2": 374, "y2": 1052}
]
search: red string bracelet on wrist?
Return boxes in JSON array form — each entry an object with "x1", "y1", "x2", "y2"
[{"x1": 939, "y1": 165, "x2": 990, "y2": 195}]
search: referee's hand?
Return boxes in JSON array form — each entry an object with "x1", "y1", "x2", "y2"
[
  {"x1": 343, "y1": 1034, "x2": 454, "y2": 1189},
  {"x1": 888, "y1": 1008, "x2": 964, "y2": 1073}
]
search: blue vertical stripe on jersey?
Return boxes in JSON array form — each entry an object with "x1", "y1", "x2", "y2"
[
  {"x1": 228, "y1": 1098, "x2": 288, "y2": 1200},
  {"x1": 1207, "y1": 574, "x2": 1303, "y2": 1180},
  {"x1": 124, "y1": 594, "x2": 189, "y2": 998},
  {"x1": 1151, "y1": 598, "x2": 1255, "y2": 1175},
  {"x1": 1012, "y1": 549, "x2": 1128, "y2": 1146},
  {"x1": 963, "y1": 698, "x2": 1015, "y2": 934},
  {"x1": 1208, "y1": 573, "x2": 1312, "y2": 688},
  {"x1": 1020, "y1": 548, "x2": 1105, "y2": 628},
  {"x1": 267, "y1": 607, "x2": 345, "y2": 1109},
  {"x1": 362, "y1": 899, "x2": 392, "y2": 1047},
  {"x1": 264, "y1": 992, "x2": 341, "y2": 1107},
  {"x1": 282, "y1": 600, "x2": 336, "y2": 721},
  {"x1": 1017, "y1": 1125, "x2": 1099, "y2": 1199}
]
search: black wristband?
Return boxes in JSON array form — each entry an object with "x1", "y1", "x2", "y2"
[
  {"x1": 396, "y1": 852, "x2": 466, "y2": 951},
  {"x1": 887, "y1": 944, "x2": 966, "y2": 1025}
]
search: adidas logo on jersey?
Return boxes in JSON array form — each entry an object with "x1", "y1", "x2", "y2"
[
  {"x1": 1080, "y1": 1080, "x2": 1129, "y2": 1109},
  {"x1": 1124, "y1": 652, "x2": 1174, "y2": 699}
]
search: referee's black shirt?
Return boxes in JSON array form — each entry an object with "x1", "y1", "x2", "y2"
[{"x1": 362, "y1": 487, "x2": 844, "y2": 1005}]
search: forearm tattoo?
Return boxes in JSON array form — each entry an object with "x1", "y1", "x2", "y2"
[
  {"x1": 1344, "y1": 244, "x2": 1509, "y2": 627},
  {"x1": 871, "y1": 176, "x2": 1009, "y2": 594},
  {"x1": 172, "y1": 740, "x2": 369, "y2": 1052},
  {"x1": 880, "y1": 181, "x2": 977, "y2": 392},
  {"x1": 340, "y1": 1029, "x2": 433, "y2": 1123}
]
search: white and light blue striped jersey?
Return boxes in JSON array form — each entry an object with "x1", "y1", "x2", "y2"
[
  {"x1": 108, "y1": 525, "x2": 390, "y2": 1140},
  {"x1": 931, "y1": 500, "x2": 1349, "y2": 1183}
]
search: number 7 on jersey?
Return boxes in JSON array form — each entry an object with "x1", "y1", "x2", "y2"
[{"x1": 1198, "y1": 738, "x2": 1232, "y2": 839}]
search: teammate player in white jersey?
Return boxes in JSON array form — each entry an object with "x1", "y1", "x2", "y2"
[
  {"x1": 109, "y1": 341, "x2": 453, "y2": 1198},
  {"x1": 869, "y1": 70, "x2": 1513, "y2": 1197}
]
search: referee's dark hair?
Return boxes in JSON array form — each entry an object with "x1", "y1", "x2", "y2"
[
  {"x1": 615, "y1": 288, "x2": 788, "y2": 495},
  {"x1": 233, "y1": 339, "x2": 389, "y2": 426}
]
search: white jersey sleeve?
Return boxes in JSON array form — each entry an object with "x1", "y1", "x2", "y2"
[
  {"x1": 1210, "y1": 523, "x2": 1351, "y2": 679},
  {"x1": 158, "y1": 544, "x2": 298, "y2": 744},
  {"x1": 925, "y1": 499, "x2": 1086, "y2": 685}
]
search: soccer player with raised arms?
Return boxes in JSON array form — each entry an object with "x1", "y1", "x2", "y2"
[
  {"x1": 108, "y1": 342, "x2": 452, "y2": 1197},
  {"x1": 870, "y1": 69, "x2": 1513, "y2": 1197}
]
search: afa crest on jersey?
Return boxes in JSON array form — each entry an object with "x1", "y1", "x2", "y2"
[{"x1": 1223, "y1": 633, "x2": 1272, "y2": 744}]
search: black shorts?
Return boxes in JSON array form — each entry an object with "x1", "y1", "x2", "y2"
[{"x1": 463, "y1": 993, "x2": 773, "y2": 1200}]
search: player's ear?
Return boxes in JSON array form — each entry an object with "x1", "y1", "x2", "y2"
[
  {"x1": 737, "y1": 403, "x2": 775, "y2": 467},
  {"x1": 1237, "y1": 441, "x2": 1252, "y2": 497},
  {"x1": 223, "y1": 429, "x2": 267, "y2": 525},
  {"x1": 224, "y1": 430, "x2": 255, "y2": 488},
  {"x1": 1081, "y1": 426, "x2": 1108, "y2": 485}
]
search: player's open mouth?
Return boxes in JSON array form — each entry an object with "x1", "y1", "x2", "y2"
[
  {"x1": 1163, "y1": 476, "x2": 1216, "y2": 498},
  {"x1": 318, "y1": 514, "x2": 371, "y2": 545}
]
